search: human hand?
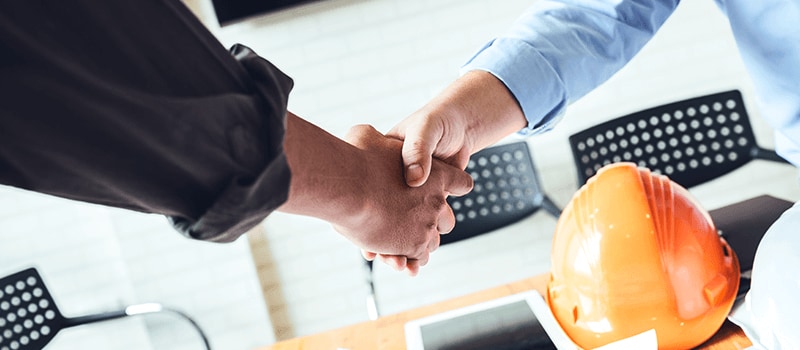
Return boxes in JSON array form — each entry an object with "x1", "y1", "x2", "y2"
[
  {"x1": 387, "y1": 70, "x2": 528, "y2": 187},
  {"x1": 387, "y1": 104, "x2": 473, "y2": 188},
  {"x1": 340, "y1": 124, "x2": 473, "y2": 275}
]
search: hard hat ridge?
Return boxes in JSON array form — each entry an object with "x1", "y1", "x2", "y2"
[{"x1": 548, "y1": 162, "x2": 739, "y2": 349}]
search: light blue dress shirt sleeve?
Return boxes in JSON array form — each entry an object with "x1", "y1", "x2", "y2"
[
  {"x1": 462, "y1": 0, "x2": 800, "y2": 167},
  {"x1": 462, "y1": 0, "x2": 681, "y2": 136},
  {"x1": 714, "y1": 0, "x2": 800, "y2": 167}
]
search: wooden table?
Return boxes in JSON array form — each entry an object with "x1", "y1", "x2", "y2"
[
  {"x1": 258, "y1": 274, "x2": 750, "y2": 350},
  {"x1": 261, "y1": 195, "x2": 794, "y2": 350}
]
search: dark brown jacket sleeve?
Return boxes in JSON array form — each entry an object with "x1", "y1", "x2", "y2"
[{"x1": 0, "y1": 0, "x2": 294, "y2": 242}]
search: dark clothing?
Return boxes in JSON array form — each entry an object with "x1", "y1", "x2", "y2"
[{"x1": 0, "y1": 0, "x2": 294, "y2": 242}]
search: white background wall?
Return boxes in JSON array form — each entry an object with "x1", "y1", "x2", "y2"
[
  {"x1": 2, "y1": 0, "x2": 799, "y2": 349},
  {"x1": 0, "y1": 188, "x2": 275, "y2": 350}
]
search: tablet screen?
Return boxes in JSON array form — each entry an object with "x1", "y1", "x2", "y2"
[{"x1": 418, "y1": 300, "x2": 557, "y2": 350}]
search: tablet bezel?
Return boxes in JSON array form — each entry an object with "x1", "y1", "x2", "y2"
[{"x1": 403, "y1": 290, "x2": 577, "y2": 350}]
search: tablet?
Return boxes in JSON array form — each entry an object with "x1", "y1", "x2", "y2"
[{"x1": 404, "y1": 291, "x2": 578, "y2": 350}]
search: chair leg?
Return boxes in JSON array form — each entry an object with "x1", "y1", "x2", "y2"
[
  {"x1": 752, "y1": 147, "x2": 790, "y2": 164},
  {"x1": 364, "y1": 259, "x2": 380, "y2": 320},
  {"x1": 366, "y1": 293, "x2": 379, "y2": 321},
  {"x1": 541, "y1": 195, "x2": 562, "y2": 219}
]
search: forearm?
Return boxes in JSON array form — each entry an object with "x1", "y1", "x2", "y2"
[{"x1": 278, "y1": 112, "x2": 365, "y2": 225}]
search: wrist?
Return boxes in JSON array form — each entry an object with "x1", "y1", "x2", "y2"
[
  {"x1": 278, "y1": 113, "x2": 367, "y2": 224},
  {"x1": 451, "y1": 70, "x2": 528, "y2": 149}
]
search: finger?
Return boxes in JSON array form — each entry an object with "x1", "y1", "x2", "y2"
[
  {"x1": 439, "y1": 163, "x2": 474, "y2": 196},
  {"x1": 429, "y1": 231, "x2": 441, "y2": 253},
  {"x1": 405, "y1": 259, "x2": 421, "y2": 277},
  {"x1": 361, "y1": 250, "x2": 377, "y2": 261},
  {"x1": 451, "y1": 147, "x2": 472, "y2": 170},
  {"x1": 436, "y1": 203, "x2": 456, "y2": 234},
  {"x1": 416, "y1": 251, "x2": 430, "y2": 267},
  {"x1": 399, "y1": 124, "x2": 443, "y2": 188},
  {"x1": 379, "y1": 254, "x2": 407, "y2": 271}
]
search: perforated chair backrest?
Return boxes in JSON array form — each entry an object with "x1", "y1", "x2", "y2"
[
  {"x1": 569, "y1": 90, "x2": 788, "y2": 187},
  {"x1": 0, "y1": 268, "x2": 210, "y2": 350},
  {"x1": 444, "y1": 141, "x2": 561, "y2": 245},
  {"x1": 0, "y1": 268, "x2": 64, "y2": 349}
]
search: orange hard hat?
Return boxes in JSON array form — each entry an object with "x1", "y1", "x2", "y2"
[{"x1": 547, "y1": 162, "x2": 739, "y2": 349}]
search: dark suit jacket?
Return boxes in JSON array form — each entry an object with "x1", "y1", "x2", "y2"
[{"x1": 0, "y1": 0, "x2": 294, "y2": 242}]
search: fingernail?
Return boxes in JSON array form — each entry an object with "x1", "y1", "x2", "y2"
[{"x1": 407, "y1": 164, "x2": 423, "y2": 184}]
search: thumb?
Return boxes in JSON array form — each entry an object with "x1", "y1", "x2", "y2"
[
  {"x1": 361, "y1": 250, "x2": 377, "y2": 261},
  {"x1": 400, "y1": 126, "x2": 442, "y2": 188},
  {"x1": 439, "y1": 162, "x2": 474, "y2": 196}
]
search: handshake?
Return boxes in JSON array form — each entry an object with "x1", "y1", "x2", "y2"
[
  {"x1": 337, "y1": 124, "x2": 474, "y2": 276},
  {"x1": 278, "y1": 71, "x2": 527, "y2": 276},
  {"x1": 279, "y1": 114, "x2": 475, "y2": 276}
]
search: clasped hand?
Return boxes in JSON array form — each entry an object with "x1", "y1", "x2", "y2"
[{"x1": 338, "y1": 125, "x2": 473, "y2": 276}]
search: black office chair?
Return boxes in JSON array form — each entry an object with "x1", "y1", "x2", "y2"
[
  {"x1": 363, "y1": 141, "x2": 561, "y2": 319},
  {"x1": 568, "y1": 90, "x2": 789, "y2": 187},
  {"x1": 0, "y1": 267, "x2": 210, "y2": 350}
]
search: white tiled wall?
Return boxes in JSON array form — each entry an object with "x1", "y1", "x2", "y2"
[
  {"x1": 0, "y1": 185, "x2": 275, "y2": 350},
  {"x1": 3, "y1": 1, "x2": 800, "y2": 349}
]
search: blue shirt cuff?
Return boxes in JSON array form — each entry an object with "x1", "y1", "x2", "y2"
[{"x1": 461, "y1": 37, "x2": 567, "y2": 136}]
